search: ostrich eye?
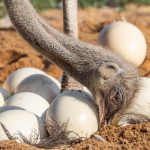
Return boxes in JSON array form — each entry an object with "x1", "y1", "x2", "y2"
[{"x1": 110, "y1": 88, "x2": 123, "y2": 104}]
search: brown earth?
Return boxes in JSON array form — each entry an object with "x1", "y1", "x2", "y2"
[{"x1": 0, "y1": 4, "x2": 150, "y2": 150}]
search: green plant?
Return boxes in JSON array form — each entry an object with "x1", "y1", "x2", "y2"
[{"x1": 31, "y1": 0, "x2": 60, "y2": 11}]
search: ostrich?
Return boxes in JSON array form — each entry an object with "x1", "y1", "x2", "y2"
[{"x1": 4, "y1": 0, "x2": 139, "y2": 128}]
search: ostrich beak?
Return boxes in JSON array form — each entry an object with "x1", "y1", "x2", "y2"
[{"x1": 98, "y1": 99, "x2": 106, "y2": 128}]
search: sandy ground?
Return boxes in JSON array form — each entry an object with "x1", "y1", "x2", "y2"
[{"x1": 0, "y1": 4, "x2": 150, "y2": 150}]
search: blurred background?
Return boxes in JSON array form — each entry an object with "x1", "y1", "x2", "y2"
[{"x1": 0, "y1": 0, "x2": 150, "y2": 17}]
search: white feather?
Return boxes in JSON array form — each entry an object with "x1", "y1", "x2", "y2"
[{"x1": 118, "y1": 77, "x2": 150, "y2": 126}]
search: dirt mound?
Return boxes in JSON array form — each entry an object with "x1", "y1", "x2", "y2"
[{"x1": 0, "y1": 4, "x2": 150, "y2": 150}]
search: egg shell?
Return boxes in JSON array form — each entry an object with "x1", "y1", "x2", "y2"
[
  {"x1": 46, "y1": 91, "x2": 98, "y2": 139},
  {"x1": 0, "y1": 88, "x2": 10, "y2": 107},
  {"x1": 82, "y1": 86, "x2": 93, "y2": 97},
  {"x1": 16, "y1": 74, "x2": 60, "y2": 104},
  {"x1": 0, "y1": 106, "x2": 23, "y2": 140},
  {"x1": 0, "y1": 124, "x2": 8, "y2": 141},
  {"x1": 0, "y1": 106, "x2": 23, "y2": 113},
  {"x1": 99, "y1": 21, "x2": 147, "y2": 67},
  {"x1": 0, "y1": 94, "x2": 4, "y2": 107},
  {"x1": 48, "y1": 75, "x2": 61, "y2": 89},
  {"x1": 5, "y1": 92, "x2": 49, "y2": 122},
  {"x1": 3, "y1": 67, "x2": 46, "y2": 93},
  {"x1": 0, "y1": 87, "x2": 10, "y2": 100},
  {"x1": 0, "y1": 109, "x2": 47, "y2": 143}
]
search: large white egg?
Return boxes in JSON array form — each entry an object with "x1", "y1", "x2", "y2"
[
  {"x1": 0, "y1": 109, "x2": 47, "y2": 143},
  {"x1": 5, "y1": 92, "x2": 49, "y2": 122},
  {"x1": 16, "y1": 74, "x2": 60, "y2": 104},
  {"x1": 0, "y1": 106, "x2": 22, "y2": 140},
  {"x1": 115, "y1": 77, "x2": 150, "y2": 127},
  {"x1": 46, "y1": 91, "x2": 98, "y2": 139},
  {"x1": 3, "y1": 67, "x2": 46, "y2": 93},
  {"x1": 99, "y1": 21, "x2": 147, "y2": 67},
  {"x1": 0, "y1": 88, "x2": 10, "y2": 106}
]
